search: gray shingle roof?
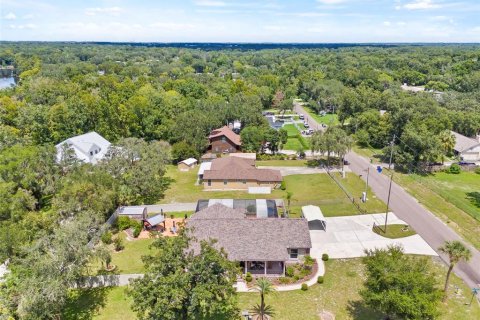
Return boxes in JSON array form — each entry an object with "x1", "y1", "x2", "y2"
[
  {"x1": 202, "y1": 157, "x2": 282, "y2": 182},
  {"x1": 187, "y1": 204, "x2": 311, "y2": 261},
  {"x1": 451, "y1": 131, "x2": 480, "y2": 153}
]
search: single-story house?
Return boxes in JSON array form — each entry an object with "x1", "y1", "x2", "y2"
[
  {"x1": 117, "y1": 206, "x2": 147, "y2": 221},
  {"x1": 302, "y1": 205, "x2": 327, "y2": 231},
  {"x1": 208, "y1": 126, "x2": 241, "y2": 154},
  {"x1": 187, "y1": 203, "x2": 312, "y2": 276},
  {"x1": 55, "y1": 131, "x2": 111, "y2": 165},
  {"x1": 178, "y1": 158, "x2": 198, "y2": 171},
  {"x1": 451, "y1": 131, "x2": 480, "y2": 162},
  {"x1": 202, "y1": 157, "x2": 282, "y2": 191}
]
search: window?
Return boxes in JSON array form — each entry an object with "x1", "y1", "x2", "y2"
[
  {"x1": 290, "y1": 249, "x2": 298, "y2": 259},
  {"x1": 242, "y1": 180, "x2": 246, "y2": 184},
  {"x1": 208, "y1": 180, "x2": 211, "y2": 186},
  {"x1": 95, "y1": 149, "x2": 98, "y2": 154},
  {"x1": 224, "y1": 180, "x2": 228, "y2": 185},
  {"x1": 90, "y1": 151, "x2": 93, "y2": 156},
  {"x1": 221, "y1": 137, "x2": 226, "y2": 142}
]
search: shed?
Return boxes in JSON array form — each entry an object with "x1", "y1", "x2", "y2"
[
  {"x1": 178, "y1": 158, "x2": 198, "y2": 171},
  {"x1": 301, "y1": 205, "x2": 326, "y2": 231},
  {"x1": 117, "y1": 206, "x2": 147, "y2": 221}
]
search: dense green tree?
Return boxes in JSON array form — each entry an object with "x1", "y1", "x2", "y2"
[
  {"x1": 361, "y1": 245, "x2": 442, "y2": 319},
  {"x1": 129, "y1": 232, "x2": 239, "y2": 320},
  {"x1": 171, "y1": 141, "x2": 199, "y2": 164}
]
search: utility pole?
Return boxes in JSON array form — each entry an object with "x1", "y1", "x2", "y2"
[
  {"x1": 384, "y1": 173, "x2": 393, "y2": 233},
  {"x1": 363, "y1": 167, "x2": 370, "y2": 202},
  {"x1": 388, "y1": 134, "x2": 396, "y2": 170}
]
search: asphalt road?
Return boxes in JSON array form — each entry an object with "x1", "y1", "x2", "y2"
[{"x1": 293, "y1": 103, "x2": 480, "y2": 289}]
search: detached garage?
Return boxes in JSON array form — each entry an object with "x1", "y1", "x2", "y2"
[{"x1": 302, "y1": 205, "x2": 327, "y2": 231}]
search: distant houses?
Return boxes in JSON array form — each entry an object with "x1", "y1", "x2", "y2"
[
  {"x1": 201, "y1": 156, "x2": 282, "y2": 191},
  {"x1": 56, "y1": 131, "x2": 111, "y2": 165},
  {"x1": 208, "y1": 126, "x2": 241, "y2": 154},
  {"x1": 451, "y1": 131, "x2": 480, "y2": 162}
]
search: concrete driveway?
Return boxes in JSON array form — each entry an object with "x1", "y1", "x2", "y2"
[
  {"x1": 258, "y1": 166, "x2": 350, "y2": 176},
  {"x1": 310, "y1": 213, "x2": 437, "y2": 259}
]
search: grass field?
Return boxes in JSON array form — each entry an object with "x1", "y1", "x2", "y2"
[
  {"x1": 373, "y1": 224, "x2": 417, "y2": 239},
  {"x1": 281, "y1": 123, "x2": 310, "y2": 151},
  {"x1": 65, "y1": 258, "x2": 480, "y2": 320},
  {"x1": 352, "y1": 145, "x2": 384, "y2": 163},
  {"x1": 393, "y1": 171, "x2": 480, "y2": 249},
  {"x1": 304, "y1": 106, "x2": 340, "y2": 126}
]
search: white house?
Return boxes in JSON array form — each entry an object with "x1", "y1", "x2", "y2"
[
  {"x1": 56, "y1": 131, "x2": 111, "y2": 165},
  {"x1": 451, "y1": 131, "x2": 480, "y2": 162}
]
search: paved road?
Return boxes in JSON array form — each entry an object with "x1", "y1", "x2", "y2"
[
  {"x1": 295, "y1": 102, "x2": 480, "y2": 289},
  {"x1": 293, "y1": 101, "x2": 324, "y2": 131},
  {"x1": 346, "y1": 152, "x2": 480, "y2": 288},
  {"x1": 77, "y1": 274, "x2": 144, "y2": 288}
]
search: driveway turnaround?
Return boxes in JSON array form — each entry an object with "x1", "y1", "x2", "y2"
[{"x1": 309, "y1": 213, "x2": 437, "y2": 259}]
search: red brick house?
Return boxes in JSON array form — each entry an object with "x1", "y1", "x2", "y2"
[{"x1": 208, "y1": 126, "x2": 241, "y2": 154}]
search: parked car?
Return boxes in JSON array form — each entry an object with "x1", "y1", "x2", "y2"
[
  {"x1": 299, "y1": 114, "x2": 304, "y2": 120},
  {"x1": 343, "y1": 159, "x2": 350, "y2": 165},
  {"x1": 304, "y1": 123, "x2": 310, "y2": 128}
]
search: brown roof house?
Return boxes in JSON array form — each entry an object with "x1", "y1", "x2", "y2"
[
  {"x1": 187, "y1": 203, "x2": 312, "y2": 276},
  {"x1": 208, "y1": 126, "x2": 241, "y2": 154},
  {"x1": 202, "y1": 157, "x2": 282, "y2": 191}
]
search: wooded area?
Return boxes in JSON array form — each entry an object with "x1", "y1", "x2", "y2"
[{"x1": 1, "y1": 43, "x2": 480, "y2": 318}]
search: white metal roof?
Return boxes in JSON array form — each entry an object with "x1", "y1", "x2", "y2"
[
  {"x1": 198, "y1": 162, "x2": 212, "y2": 175},
  {"x1": 301, "y1": 205, "x2": 326, "y2": 222},
  {"x1": 146, "y1": 214, "x2": 165, "y2": 226},
  {"x1": 55, "y1": 131, "x2": 111, "y2": 164},
  {"x1": 256, "y1": 199, "x2": 268, "y2": 218},
  {"x1": 118, "y1": 206, "x2": 146, "y2": 215},
  {"x1": 180, "y1": 158, "x2": 198, "y2": 166}
]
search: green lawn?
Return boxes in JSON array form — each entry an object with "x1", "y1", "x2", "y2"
[
  {"x1": 89, "y1": 233, "x2": 154, "y2": 275},
  {"x1": 65, "y1": 258, "x2": 480, "y2": 320},
  {"x1": 304, "y1": 106, "x2": 339, "y2": 125},
  {"x1": 282, "y1": 123, "x2": 301, "y2": 137},
  {"x1": 352, "y1": 145, "x2": 384, "y2": 164},
  {"x1": 393, "y1": 171, "x2": 480, "y2": 249},
  {"x1": 373, "y1": 224, "x2": 417, "y2": 239}
]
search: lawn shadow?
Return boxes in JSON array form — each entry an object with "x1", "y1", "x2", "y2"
[
  {"x1": 63, "y1": 288, "x2": 111, "y2": 320},
  {"x1": 466, "y1": 191, "x2": 480, "y2": 208},
  {"x1": 346, "y1": 300, "x2": 383, "y2": 320}
]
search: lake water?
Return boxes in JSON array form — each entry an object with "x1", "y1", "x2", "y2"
[{"x1": 0, "y1": 77, "x2": 15, "y2": 90}]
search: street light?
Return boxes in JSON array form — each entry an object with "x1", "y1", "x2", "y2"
[{"x1": 468, "y1": 287, "x2": 480, "y2": 306}]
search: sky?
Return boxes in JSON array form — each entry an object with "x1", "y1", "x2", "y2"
[{"x1": 1, "y1": 0, "x2": 480, "y2": 42}]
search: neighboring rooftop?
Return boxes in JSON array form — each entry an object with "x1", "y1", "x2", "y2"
[
  {"x1": 209, "y1": 126, "x2": 241, "y2": 146},
  {"x1": 55, "y1": 131, "x2": 111, "y2": 164},
  {"x1": 451, "y1": 131, "x2": 480, "y2": 152},
  {"x1": 118, "y1": 206, "x2": 146, "y2": 216},
  {"x1": 202, "y1": 157, "x2": 282, "y2": 182},
  {"x1": 187, "y1": 204, "x2": 311, "y2": 261}
]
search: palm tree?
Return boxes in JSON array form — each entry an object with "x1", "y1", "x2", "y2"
[
  {"x1": 251, "y1": 277, "x2": 276, "y2": 320},
  {"x1": 285, "y1": 191, "x2": 295, "y2": 214},
  {"x1": 438, "y1": 240, "x2": 472, "y2": 302},
  {"x1": 439, "y1": 130, "x2": 456, "y2": 164}
]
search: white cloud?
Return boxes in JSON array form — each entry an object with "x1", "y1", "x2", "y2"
[
  {"x1": 8, "y1": 23, "x2": 37, "y2": 29},
  {"x1": 316, "y1": 0, "x2": 346, "y2": 4},
  {"x1": 398, "y1": 0, "x2": 442, "y2": 10},
  {"x1": 307, "y1": 27, "x2": 324, "y2": 33},
  {"x1": 22, "y1": 14, "x2": 34, "y2": 20},
  {"x1": 85, "y1": 7, "x2": 123, "y2": 16},
  {"x1": 277, "y1": 12, "x2": 330, "y2": 17},
  {"x1": 4, "y1": 12, "x2": 16, "y2": 20},
  {"x1": 263, "y1": 25, "x2": 287, "y2": 31},
  {"x1": 383, "y1": 21, "x2": 391, "y2": 26},
  {"x1": 149, "y1": 22, "x2": 196, "y2": 30},
  {"x1": 194, "y1": 0, "x2": 226, "y2": 6}
]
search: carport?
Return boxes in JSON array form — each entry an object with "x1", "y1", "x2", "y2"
[{"x1": 302, "y1": 205, "x2": 327, "y2": 231}]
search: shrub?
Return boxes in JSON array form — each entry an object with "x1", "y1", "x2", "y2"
[
  {"x1": 322, "y1": 253, "x2": 329, "y2": 261},
  {"x1": 299, "y1": 269, "x2": 310, "y2": 278},
  {"x1": 245, "y1": 272, "x2": 252, "y2": 283},
  {"x1": 317, "y1": 276, "x2": 324, "y2": 284},
  {"x1": 114, "y1": 237, "x2": 124, "y2": 251},
  {"x1": 132, "y1": 225, "x2": 141, "y2": 238},
  {"x1": 304, "y1": 255, "x2": 315, "y2": 266},
  {"x1": 117, "y1": 216, "x2": 132, "y2": 231},
  {"x1": 280, "y1": 181, "x2": 286, "y2": 190},
  {"x1": 279, "y1": 277, "x2": 291, "y2": 284},
  {"x1": 293, "y1": 275, "x2": 300, "y2": 281},
  {"x1": 449, "y1": 163, "x2": 461, "y2": 174},
  {"x1": 301, "y1": 283, "x2": 308, "y2": 291},
  {"x1": 286, "y1": 266, "x2": 295, "y2": 277},
  {"x1": 101, "y1": 231, "x2": 113, "y2": 244},
  {"x1": 475, "y1": 167, "x2": 480, "y2": 174}
]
